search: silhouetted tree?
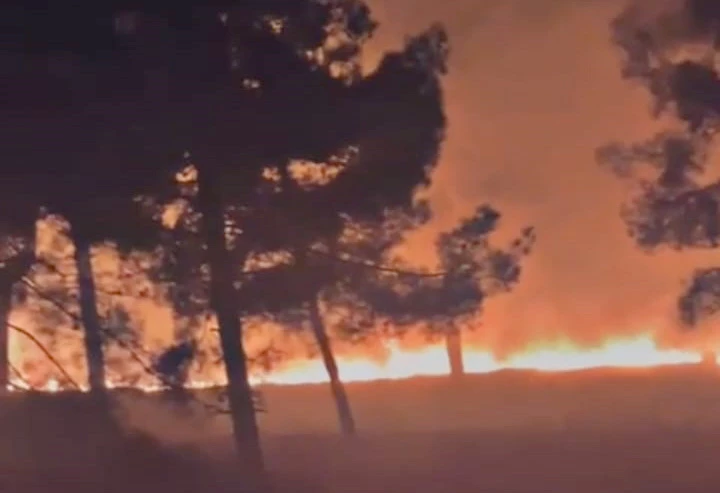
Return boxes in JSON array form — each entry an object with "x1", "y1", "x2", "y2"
[
  {"x1": 6, "y1": 1, "x2": 449, "y2": 488},
  {"x1": 242, "y1": 201, "x2": 532, "y2": 435},
  {"x1": 598, "y1": 0, "x2": 720, "y2": 327},
  {"x1": 11, "y1": 219, "x2": 161, "y2": 391},
  {"x1": 80, "y1": 1, "x2": 450, "y2": 486},
  {"x1": 0, "y1": 49, "x2": 42, "y2": 387},
  {"x1": 426, "y1": 207, "x2": 534, "y2": 378},
  {"x1": 2, "y1": 2, "x2": 180, "y2": 400},
  {"x1": 0, "y1": 235, "x2": 35, "y2": 390},
  {"x1": 0, "y1": 3, "x2": 234, "y2": 394},
  {"x1": 239, "y1": 203, "x2": 431, "y2": 436},
  {"x1": 350, "y1": 206, "x2": 535, "y2": 375}
]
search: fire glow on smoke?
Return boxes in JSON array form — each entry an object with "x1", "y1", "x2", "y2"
[
  {"x1": 248, "y1": 334, "x2": 705, "y2": 385},
  {"x1": 10, "y1": 332, "x2": 712, "y2": 393},
  {"x1": 14, "y1": 220, "x2": 716, "y2": 394}
]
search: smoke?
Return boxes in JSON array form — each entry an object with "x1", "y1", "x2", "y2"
[
  {"x1": 13, "y1": 1, "x2": 720, "y2": 384},
  {"x1": 364, "y1": 0, "x2": 720, "y2": 354}
]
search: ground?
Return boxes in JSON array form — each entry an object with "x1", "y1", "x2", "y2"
[
  {"x1": 3, "y1": 366, "x2": 720, "y2": 492},
  {"x1": 263, "y1": 429, "x2": 720, "y2": 493}
]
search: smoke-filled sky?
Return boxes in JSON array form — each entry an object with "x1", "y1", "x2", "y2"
[
  {"x1": 364, "y1": 0, "x2": 720, "y2": 353},
  {"x1": 14, "y1": 1, "x2": 720, "y2": 380}
]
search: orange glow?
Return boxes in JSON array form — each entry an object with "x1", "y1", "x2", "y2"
[
  {"x1": 249, "y1": 334, "x2": 705, "y2": 386},
  {"x1": 10, "y1": 332, "x2": 711, "y2": 393}
]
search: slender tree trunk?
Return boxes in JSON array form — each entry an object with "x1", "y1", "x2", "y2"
[
  {"x1": 445, "y1": 326, "x2": 464, "y2": 378},
  {"x1": 308, "y1": 297, "x2": 356, "y2": 436},
  {"x1": 0, "y1": 248, "x2": 35, "y2": 392},
  {"x1": 197, "y1": 167, "x2": 265, "y2": 491},
  {"x1": 0, "y1": 282, "x2": 12, "y2": 392},
  {"x1": 71, "y1": 236, "x2": 106, "y2": 394}
]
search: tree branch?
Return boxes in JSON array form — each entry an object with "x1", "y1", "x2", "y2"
[
  {"x1": 18, "y1": 265, "x2": 264, "y2": 414},
  {"x1": 307, "y1": 246, "x2": 445, "y2": 277},
  {"x1": 8, "y1": 323, "x2": 81, "y2": 390},
  {"x1": 9, "y1": 361, "x2": 32, "y2": 390},
  {"x1": 20, "y1": 277, "x2": 79, "y2": 323}
]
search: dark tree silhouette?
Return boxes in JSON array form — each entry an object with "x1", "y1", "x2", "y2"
[
  {"x1": 598, "y1": 0, "x2": 720, "y2": 327},
  {"x1": 0, "y1": 235, "x2": 35, "y2": 390},
  {"x1": 151, "y1": 16, "x2": 447, "y2": 445},
  {"x1": 5, "y1": 1, "x2": 449, "y2": 489},
  {"x1": 9, "y1": 220, "x2": 164, "y2": 392},
  {"x1": 3, "y1": 3, "x2": 171, "y2": 398},
  {"x1": 350, "y1": 206, "x2": 535, "y2": 375},
  {"x1": 241, "y1": 202, "x2": 533, "y2": 435},
  {"x1": 423, "y1": 207, "x2": 534, "y2": 378},
  {"x1": 36, "y1": 1, "x2": 450, "y2": 487},
  {"x1": 238, "y1": 202, "x2": 433, "y2": 436}
]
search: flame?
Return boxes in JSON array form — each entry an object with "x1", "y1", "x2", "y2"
[
  {"x1": 9, "y1": 333, "x2": 714, "y2": 394},
  {"x1": 250, "y1": 333, "x2": 706, "y2": 386}
]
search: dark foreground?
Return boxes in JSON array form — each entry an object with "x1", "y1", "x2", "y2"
[
  {"x1": 264, "y1": 429, "x2": 720, "y2": 493},
  {"x1": 3, "y1": 366, "x2": 720, "y2": 492}
]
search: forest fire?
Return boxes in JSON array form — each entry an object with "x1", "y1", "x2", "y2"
[
  {"x1": 248, "y1": 334, "x2": 707, "y2": 385},
  {"x1": 10, "y1": 333, "x2": 711, "y2": 394}
]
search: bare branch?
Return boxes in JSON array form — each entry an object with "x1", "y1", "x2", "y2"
[
  {"x1": 20, "y1": 277, "x2": 78, "y2": 323},
  {"x1": 9, "y1": 362, "x2": 32, "y2": 390},
  {"x1": 307, "y1": 246, "x2": 445, "y2": 278},
  {"x1": 8, "y1": 323, "x2": 80, "y2": 390}
]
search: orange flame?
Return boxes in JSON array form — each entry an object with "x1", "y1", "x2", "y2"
[
  {"x1": 9, "y1": 333, "x2": 714, "y2": 394},
  {"x1": 250, "y1": 333, "x2": 706, "y2": 385}
]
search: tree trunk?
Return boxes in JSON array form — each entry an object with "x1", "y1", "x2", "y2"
[
  {"x1": 308, "y1": 297, "x2": 356, "y2": 436},
  {"x1": 0, "y1": 282, "x2": 13, "y2": 391},
  {"x1": 445, "y1": 326, "x2": 464, "y2": 379},
  {"x1": 72, "y1": 236, "x2": 106, "y2": 394},
  {"x1": 197, "y1": 167, "x2": 266, "y2": 491},
  {"x1": 0, "y1": 249, "x2": 35, "y2": 391}
]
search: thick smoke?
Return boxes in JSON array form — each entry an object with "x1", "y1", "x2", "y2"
[
  {"x1": 365, "y1": 0, "x2": 720, "y2": 355},
  {"x1": 13, "y1": 1, "x2": 720, "y2": 383}
]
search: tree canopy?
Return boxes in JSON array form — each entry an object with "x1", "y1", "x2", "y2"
[
  {"x1": 598, "y1": 0, "x2": 720, "y2": 326},
  {"x1": 5, "y1": 1, "x2": 454, "y2": 487}
]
